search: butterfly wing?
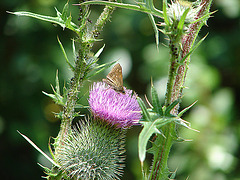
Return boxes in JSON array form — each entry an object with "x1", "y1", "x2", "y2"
[
  {"x1": 103, "y1": 63, "x2": 125, "y2": 93},
  {"x1": 106, "y1": 63, "x2": 123, "y2": 87}
]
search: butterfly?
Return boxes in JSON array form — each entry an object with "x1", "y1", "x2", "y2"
[{"x1": 103, "y1": 63, "x2": 125, "y2": 93}]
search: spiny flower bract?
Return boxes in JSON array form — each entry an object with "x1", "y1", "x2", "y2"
[
  {"x1": 56, "y1": 120, "x2": 126, "y2": 180},
  {"x1": 167, "y1": 0, "x2": 202, "y2": 24},
  {"x1": 89, "y1": 82, "x2": 142, "y2": 129}
]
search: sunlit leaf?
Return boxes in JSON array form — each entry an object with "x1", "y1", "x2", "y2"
[
  {"x1": 137, "y1": 97, "x2": 152, "y2": 122},
  {"x1": 17, "y1": 131, "x2": 59, "y2": 167},
  {"x1": 151, "y1": 84, "x2": 163, "y2": 116}
]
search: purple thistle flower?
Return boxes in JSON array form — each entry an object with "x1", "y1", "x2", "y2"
[{"x1": 89, "y1": 82, "x2": 142, "y2": 129}]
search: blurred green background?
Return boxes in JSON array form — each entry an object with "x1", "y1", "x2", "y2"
[{"x1": 1, "y1": 0, "x2": 240, "y2": 179}]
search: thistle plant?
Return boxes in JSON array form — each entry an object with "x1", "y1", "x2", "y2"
[{"x1": 10, "y1": 0, "x2": 213, "y2": 179}]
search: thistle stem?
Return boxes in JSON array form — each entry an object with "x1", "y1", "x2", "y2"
[
  {"x1": 151, "y1": 0, "x2": 213, "y2": 179},
  {"x1": 55, "y1": 4, "x2": 115, "y2": 157}
]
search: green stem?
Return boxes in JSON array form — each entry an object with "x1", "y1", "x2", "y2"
[
  {"x1": 149, "y1": 123, "x2": 176, "y2": 180},
  {"x1": 171, "y1": 0, "x2": 213, "y2": 114},
  {"x1": 151, "y1": 0, "x2": 213, "y2": 179},
  {"x1": 55, "y1": 3, "x2": 115, "y2": 156}
]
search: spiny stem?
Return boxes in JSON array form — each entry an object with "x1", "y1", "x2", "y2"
[
  {"x1": 171, "y1": 0, "x2": 213, "y2": 114},
  {"x1": 151, "y1": 0, "x2": 213, "y2": 179},
  {"x1": 55, "y1": 3, "x2": 116, "y2": 156}
]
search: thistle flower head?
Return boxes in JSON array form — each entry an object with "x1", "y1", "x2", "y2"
[
  {"x1": 89, "y1": 82, "x2": 142, "y2": 129},
  {"x1": 56, "y1": 120, "x2": 126, "y2": 180},
  {"x1": 167, "y1": 0, "x2": 202, "y2": 24}
]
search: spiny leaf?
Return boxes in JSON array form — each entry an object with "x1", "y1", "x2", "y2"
[
  {"x1": 86, "y1": 61, "x2": 116, "y2": 79},
  {"x1": 176, "y1": 118, "x2": 199, "y2": 132},
  {"x1": 180, "y1": 34, "x2": 208, "y2": 64},
  {"x1": 163, "y1": 0, "x2": 170, "y2": 26},
  {"x1": 138, "y1": 121, "x2": 161, "y2": 163},
  {"x1": 7, "y1": 10, "x2": 79, "y2": 32},
  {"x1": 148, "y1": 13, "x2": 159, "y2": 49},
  {"x1": 151, "y1": 84, "x2": 163, "y2": 116},
  {"x1": 191, "y1": 10, "x2": 216, "y2": 25},
  {"x1": 165, "y1": 99, "x2": 180, "y2": 115},
  {"x1": 94, "y1": 44, "x2": 105, "y2": 58},
  {"x1": 177, "y1": 8, "x2": 190, "y2": 31},
  {"x1": 57, "y1": 36, "x2": 74, "y2": 71},
  {"x1": 75, "y1": 104, "x2": 89, "y2": 109},
  {"x1": 137, "y1": 97, "x2": 152, "y2": 122},
  {"x1": 79, "y1": 1, "x2": 163, "y2": 18},
  {"x1": 61, "y1": 2, "x2": 69, "y2": 22},
  {"x1": 42, "y1": 82, "x2": 64, "y2": 105},
  {"x1": 154, "y1": 117, "x2": 176, "y2": 128},
  {"x1": 178, "y1": 100, "x2": 197, "y2": 117},
  {"x1": 17, "y1": 131, "x2": 59, "y2": 167},
  {"x1": 169, "y1": 168, "x2": 178, "y2": 179},
  {"x1": 55, "y1": 70, "x2": 60, "y2": 95},
  {"x1": 72, "y1": 39, "x2": 76, "y2": 58},
  {"x1": 42, "y1": 91, "x2": 56, "y2": 100}
]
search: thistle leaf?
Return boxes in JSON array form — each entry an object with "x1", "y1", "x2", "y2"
[
  {"x1": 8, "y1": 2, "x2": 79, "y2": 33},
  {"x1": 180, "y1": 34, "x2": 208, "y2": 64},
  {"x1": 17, "y1": 131, "x2": 59, "y2": 167},
  {"x1": 151, "y1": 84, "x2": 163, "y2": 116},
  {"x1": 137, "y1": 97, "x2": 152, "y2": 122},
  {"x1": 95, "y1": 44, "x2": 105, "y2": 58},
  {"x1": 163, "y1": 0, "x2": 170, "y2": 26},
  {"x1": 55, "y1": 70, "x2": 60, "y2": 95},
  {"x1": 57, "y1": 36, "x2": 74, "y2": 71},
  {"x1": 79, "y1": 1, "x2": 163, "y2": 18},
  {"x1": 85, "y1": 61, "x2": 116, "y2": 79},
  {"x1": 138, "y1": 121, "x2": 161, "y2": 163},
  {"x1": 177, "y1": 8, "x2": 190, "y2": 31},
  {"x1": 148, "y1": 14, "x2": 159, "y2": 49},
  {"x1": 165, "y1": 99, "x2": 180, "y2": 115},
  {"x1": 61, "y1": 2, "x2": 69, "y2": 22},
  {"x1": 178, "y1": 100, "x2": 197, "y2": 117}
]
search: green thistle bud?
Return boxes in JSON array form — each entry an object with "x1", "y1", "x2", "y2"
[
  {"x1": 55, "y1": 119, "x2": 126, "y2": 179},
  {"x1": 167, "y1": 0, "x2": 202, "y2": 24}
]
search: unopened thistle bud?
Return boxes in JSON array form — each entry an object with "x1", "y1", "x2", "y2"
[
  {"x1": 167, "y1": 0, "x2": 202, "y2": 24},
  {"x1": 56, "y1": 119, "x2": 126, "y2": 179}
]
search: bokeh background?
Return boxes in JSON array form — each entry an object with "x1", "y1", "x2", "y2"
[{"x1": 1, "y1": 0, "x2": 240, "y2": 179}]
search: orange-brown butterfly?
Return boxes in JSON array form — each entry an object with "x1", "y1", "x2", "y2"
[{"x1": 103, "y1": 63, "x2": 125, "y2": 93}]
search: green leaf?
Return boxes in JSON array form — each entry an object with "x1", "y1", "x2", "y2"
[
  {"x1": 163, "y1": 0, "x2": 170, "y2": 26},
  {"x1": 178, "y1": 100, "x2": 197, "y2": 117},
  {"x1": 191, "y1": 11, "x2": 216, "y2": 25},
  {"x1": 80, "y1": 1, "x2": 163, "y2": 18},
  {"x1": 17, "y1": 131, "x2": 59, "y2": 167},
  {"x1": 57, "y1": 37, "x2": 74, "y2": 71},
  {"x1": 151, "y1": 84, "x2": 163, "y2": 116},
  {"x1": 95, "y1": 44, "x2": 105, "y2": 58},
  {"x1": 72, "y1": 39, "x2": 76, "y2": 58},
  {"x1": 75, "y1": 104, "x2": 89, "y2": 109},
  {"x1": 37, "y1": 163, "x2": 51, "y2": 173},
  {"x1": 148, "y1": 14, "x2": 159, "y2": 49},
  {"x1": 175, "y1": 118, "x2": 199, "y2": 132},
  {"x1": 42, "y1": 91, "x2": 56, "y2": 100},
  {"x1": 42, "y1": 77, "x2": 64, "y2": 106},
  {"x1": 137, "y1": 97, "x2": 152, "y2": 122},
  {"x1": 138, "y1": 121, "x2": 161, "y2": 163},
  {"x1": 154, "y1": 117, "x2": 175, "y2": 128},
  {"x1": 180, "y1": 34, "x2": 208, "y2": 64},
  {"x1": 169, "y1": 168, "x2": 178, "y2": 179},
  {"x1": 61, "y1": 2, "x2": 69, "y2": 22},
  {"x1": 8, "y1": 8, "x2": 79, "y2": 33},
  {"x1": 177, "y1": 8, "x2": 190, "y2": 31},
  {"x1": 55, "y1": 70, "x2": 60, "y2": 95},
  {"x1": 86, "y1": 61, "x2": 116, "y2": 79},
  {"x1": 165, "y1": 99, "x2": 180, "y2": 115}
]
